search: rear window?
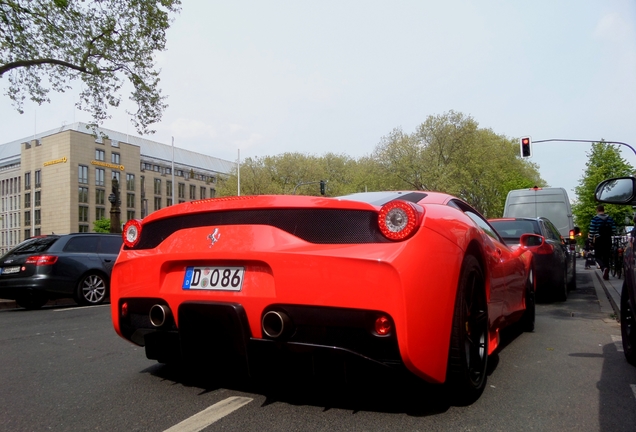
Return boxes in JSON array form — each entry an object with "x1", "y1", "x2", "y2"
[
  {"x1": 490, "y1": 220, "x2": 541, "y2": 239},
  {"x1": 99, "y1": 236, "x2": 123, "y2": 254},
  {"x1": 4, "y1": 237, "x2": 58, "y2": 256}
]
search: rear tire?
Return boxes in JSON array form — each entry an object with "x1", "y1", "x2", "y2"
[
  {"x1": 446, "y1": 255, "x2": 488, "y2": 405},
  {"x1": 16, "y1": 292, "x2": 48, "y2": 310},
  {"x1": 520, "y1": 267, "x2": 535, "y2": 332},
  {"x1": 76, "y1": 272, "x2": 108, "y2": 306},
  {"x1": 620, "y1": 283, "x2": 636, "y2": 366}
]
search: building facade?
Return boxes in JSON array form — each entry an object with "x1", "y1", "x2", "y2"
[{"x1": 0, "y1": 123, "x2": 235, "y2": 255}]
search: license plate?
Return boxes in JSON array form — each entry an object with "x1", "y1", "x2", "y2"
[
  {"x1": 1, "y1": 266, "x2": 20, "y2": 275},
  {"x1": 182, "y1": 266, "x2": 245, "y2": 291}
]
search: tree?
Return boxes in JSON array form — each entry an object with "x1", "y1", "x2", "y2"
[
  {"x1": 93, "y1": 217, "x2": 110, "y2": 233},
  {"x1": 0, "y1": 0, "x2": 181, "y2": 135},
  {"x1": 572, "y1": 142, "x2": 634, "y2": 238}
]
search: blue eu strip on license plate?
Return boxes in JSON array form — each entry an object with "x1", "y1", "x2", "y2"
[{"x1": 182, "y1": 266, "x2": 245, "y2": 291}]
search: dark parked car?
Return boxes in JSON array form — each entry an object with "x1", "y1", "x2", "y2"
[
  {"x1": 595, "y1": 176, "x2": 636, "y2": 365},
  {"x1": 489, "y1": 217, "x2": 576, "y2": 301},
  {"x1": 0, "y1": 233, "x2": 122, "y2": 309}
]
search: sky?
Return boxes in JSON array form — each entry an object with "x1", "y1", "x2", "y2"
[{"x1": 1, "y1": 0, "x2": 635, "y2": 201}]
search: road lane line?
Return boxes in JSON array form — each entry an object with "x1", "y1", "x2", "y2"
[
  {"x1": 611, "y1": 335, "x2": 624, "y2": 352},
  {"x1": 631, "y1": 384, "x2": 636, "y2": 401},
  {"x1": 53, "y1": 304, "x2": 110, "y2": 312},
  {"x1": 163, "y1": 396, "x2": 253, "y2": 432}
]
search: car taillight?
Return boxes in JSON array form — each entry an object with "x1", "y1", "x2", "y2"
[
  {"x1": 378, "y1": 200, "x2": 423, "y2": 241},
  {"x1": 123, "y1": 219, "x2": 143, "y2": 248},
  {"x1": 25, "y1": 255, "x2": 58, "y2": 266}
]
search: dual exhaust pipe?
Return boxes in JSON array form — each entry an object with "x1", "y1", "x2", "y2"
[{"x1": 149, "y1": 303, "x2": 294, "y2": 340}]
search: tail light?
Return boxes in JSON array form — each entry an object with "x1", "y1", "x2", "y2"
[
  {"x1": 25, "y1": 255, "x2": 58, "y2": 266},
  {"x1": 378, "y1": 200, "x2": 423, "y2": 241},
  {"x1": 123, "y1": 219, "x2": 143, "y2": 248}
]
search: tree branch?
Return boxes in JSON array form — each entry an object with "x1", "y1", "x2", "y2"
[{"x1": 0, "y1": 58, "x2": 93, "y2": 76}]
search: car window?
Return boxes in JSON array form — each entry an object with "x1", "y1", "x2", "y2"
[
  {"x1": 543, "y1": 220, "x2": 563, "y2": 243},
  {"x1": 64, "y1": 236, "x2": 99, "y2": 253},
  {"x1": 4, "y1": 237, "x2": 58, "y2": 256},
  {"x1": 448, "y1": 199, "x2": 501, "y2": 242},
  {"x1": 506, "y1": 202, "x2": 570, "y2": 235},
  {"x1": 489, "y1": 220, "x2": 540, "y2": 238},
  {"x1": 99, "y1": 236, "x2": 123, "y2": 254}
]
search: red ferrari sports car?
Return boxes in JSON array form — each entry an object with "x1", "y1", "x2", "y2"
[{"x1": 111, "y1": 191, "x2": 537, "y2": 402}]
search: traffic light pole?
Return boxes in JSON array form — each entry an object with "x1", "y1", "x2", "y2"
[{"x1": 532, "y1": 139, "x2": 636, "y2": 158}]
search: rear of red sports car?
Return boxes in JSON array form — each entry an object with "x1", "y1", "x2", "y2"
[{"x1": 111, "y1": 191, "x2": 533, "y2": 399}]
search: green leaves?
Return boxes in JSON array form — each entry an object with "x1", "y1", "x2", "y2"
[
  {"x1": 572, "y1": 142, "x2": 635, "y2": 237},
  {"x1": 0, "y1": 0, "x2": 181, "y2": 135}
]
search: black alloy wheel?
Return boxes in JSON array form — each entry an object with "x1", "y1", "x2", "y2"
[
  {"x1": 620, "y1": 283, "x2": 636, "y2": 366},
  {"x1": 76, "y1": 272, "x2": 108, "y2": 305},
  {"x1": 446, "y1": 254, "x2": 488, "y2": 405}
]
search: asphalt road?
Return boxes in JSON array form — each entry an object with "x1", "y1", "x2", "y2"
[{"x1": 1, "y1": 259, "x2": 635, "y2": 432}]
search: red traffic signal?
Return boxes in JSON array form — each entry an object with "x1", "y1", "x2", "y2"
[{"x1": 520, "y1": 136, "x2": 532, "y2": 158}]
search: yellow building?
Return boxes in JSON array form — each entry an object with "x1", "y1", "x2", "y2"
[{"x1": 0, "y1": 123, "x2": 235, "y2": 254}]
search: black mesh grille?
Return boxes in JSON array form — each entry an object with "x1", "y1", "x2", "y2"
[{"x1": 129, "y1": 208, "x2": 390, "y2": 250}]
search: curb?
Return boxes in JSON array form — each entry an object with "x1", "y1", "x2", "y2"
[
  {"x1": 592, "y1": 270, "x2": 621, "y2": 320},
  {"x1": 0, "y1": 298, "x2": 76, "y2": 311}
]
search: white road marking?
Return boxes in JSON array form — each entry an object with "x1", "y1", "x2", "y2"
[
  {"x1": 53, "y1": 304, "x2": 110, "y2": 312},
  {"x1": 611, "y1": 335, "x2": 624, "y2": 352},
  {"x1": 632, "y1": 384, "x2": 636, "y2": 401},
  {"x1": 163, "y1": 396, "x2": 253, "y2": 432}
]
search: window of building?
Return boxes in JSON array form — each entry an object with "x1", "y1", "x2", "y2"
[
  {"x1": 34, "y1": 228, "x2": 41, "y2": 236},
  {"x1": 79, "y1": 187, "x2": 89, "y2": 203},
  {"x1": 165, "y1": 167, "x2": 171, "y2": 175},
  {"x1": 24, "y1": 193, "x2": 30, "y2": 208},
  {"x1": 178, "y1": 183, "x2": 185, "y2": 199},
  {"x1": 34, "y1": 209, "x2": 41, "y2": 225},
  {"x1": 96, "y1": 207, "x2": 105, "y2": 220},
  {"x1": 154, "y1": 197, "x2": 161, "y2": 211},
  {"x1": 34, "y1": 170, "x2": 41, "y2": 188},
  {"x1": 25, "y1": 172, "x2": 31, "y2": 190},
  {"x1": 210, "y1": 188, "x2": 216, "y2": 198},
  {"x1": 112, "y1": 171, "x2": 120, "y2": 182},
  {"x1": 167, "y1": 198, "x2": 173, "y2": 207},
  {"x1": 96, "y1": 168, "x2": 105, "y2": 186},
  {"x1": 154, "y1": 178, "x2": 161, "y2": 195},
  {"x1": 95, "y1": 149, "x2": 105, "y2": 161},
  {"x1": 166, "y1": 180, "x2": 172, "y2": 197},
  {"x1": 79, "y1": 206, "x2": 88, "y2": 222},
  {"x1": 96, "y1": 189, "x2": 105, "y2": 205},
  {"x1": 34, "y1": 191, "x2": 41, "y2": 207},
  {"x1": 112, "y1": 153, "x2": 120, "y2": 164},
  {"x1": 190, "y1": 184, "x2": 196, "y2": 200},
  {"x1": 24, "y1": 211, "x2": 31, "y2": 227},
  {"x1": 78, "y1": 166, "x2": 88, "y2": 185},
  {"x1": 126, "y1": 173, "x2": 135, "y2": 191},
  {"x1": 200, "y1": 187, "x2": 206, "y2": 199},
  {"x1": 24, "y1": 229, "x2": 30, "y2": 240},
  {"x1": 127, "y1": 193, "x2": 135, "y2": 208},
  {"x1": 127, "y1": 210, "x2": 135, "y2": 221},
  {"x1": 79, "y1": 225, "x2": 89, "y2": 233},
  {"x1": 153, "y1": 165, "x2": 160, "y2": 172}
]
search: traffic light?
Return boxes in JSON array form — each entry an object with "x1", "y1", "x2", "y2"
[
  {"x1": 319, "y1": 180, "x2": 326, "y2": 195},
  {"x1": 520, "y1": 136, "x2": 532, "y2": 158}
]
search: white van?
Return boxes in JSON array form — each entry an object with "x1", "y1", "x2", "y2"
[{"x1": 502, "y1": 187, "x2": 575, "y2": 238}]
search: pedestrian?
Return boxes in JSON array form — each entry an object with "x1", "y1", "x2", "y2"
[{"x1": 588, "y1": 205, "x2": 617, "y2": 280}]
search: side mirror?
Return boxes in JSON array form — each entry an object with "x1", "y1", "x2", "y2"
[
  {"x1": 595, "y1": 177, "x2": 636, "y2": 204},
  {"x1": 520, "y1": 233, "x2": 553, "y2": 255}
]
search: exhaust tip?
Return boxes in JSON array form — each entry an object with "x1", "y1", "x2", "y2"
[
  {"x1": 149, "y1": 304, "x2": 172, "y2": 328},
  {"x1": 262, "y1": 310, "x2": 293, "y2": 339}
]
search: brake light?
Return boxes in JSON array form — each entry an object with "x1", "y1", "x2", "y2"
[
  {"x1": 123, "y1": 219, "x2": 143, "y2": 248},
  {"x1": 25, "y1": 255, "x2": 58, "y2": 266},
  {"x1": 378, "y1": 200, "x2": 423, "y2": 241}
]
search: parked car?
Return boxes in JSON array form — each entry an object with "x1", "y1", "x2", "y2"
[
  {"x1": 594, "y1": 177, "x2": 636, "y2": 365},
  {"x1": 111, "y1": 191, "x2": 539, "y2": 403},
  {"x1": 489, "y1": 217, "x2": 576, "y2": 301},
  {"x1": 0, "y1": 233, "x2": 123, "y2": 309}
]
